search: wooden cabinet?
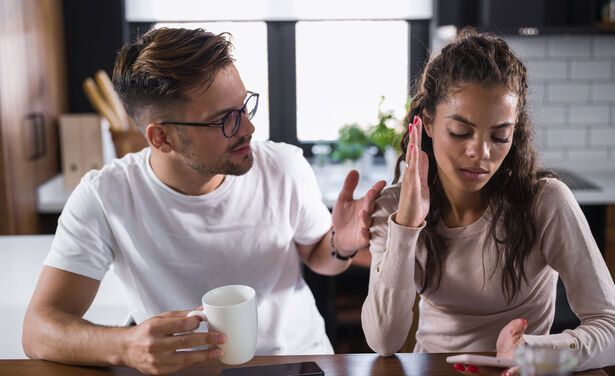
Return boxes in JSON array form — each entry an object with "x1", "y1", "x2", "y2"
[
  {"x1": 607, "y1": 205, "x2": 615, "y2": 282},
  {"x1": 0, "y1": 0, "x2": 67, "y2": 234}
]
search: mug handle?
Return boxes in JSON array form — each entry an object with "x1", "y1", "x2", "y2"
[{"x1": 187, "y1": 310, "x2": 209, "y2": 332}]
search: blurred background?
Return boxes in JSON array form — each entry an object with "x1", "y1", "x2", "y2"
[{"x1": 1, "y1": 0, "x2": 614, "y2": 358}]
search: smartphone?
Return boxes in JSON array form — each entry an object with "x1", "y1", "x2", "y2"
[
  {"x1": 446, "y1": 354, "x2": 517, "y2": 368},
  {"x1": 220, "y1": 361, "x2": 325, "y2": 376}
]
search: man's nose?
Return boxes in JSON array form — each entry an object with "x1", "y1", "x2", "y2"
[{"x1": 235, "y1": 113, "x2": 255, "y2": 137}]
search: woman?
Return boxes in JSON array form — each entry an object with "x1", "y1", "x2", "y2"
[{"x1": 361, "y1": 29, "x2": 615, "y2": 371}]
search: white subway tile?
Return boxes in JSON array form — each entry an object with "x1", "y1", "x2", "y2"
[
  {"x1": 546, "y1": 83, "x2": 591, "y2": 102},
  {"x1": 527, "y1": 60, "x2": 567, "y2": 81},
  {"x1": 547, "y1": 36, "x2": 592, "y2": 58},
  {"x1": 528, "y1": 83, "x2": 546, "y2": 104},
  {"x1": 545, "y1": 128, "x2": 587, "y2": 147},
  {"x1": 592, "y1": 84, "x2": 615, "y2": 102},
  {"x1": 532, "y1": 105, "x2": 567, "y2": 125},
  {"x1": 570, "y1": 61, "x2": 612, "y2": 80},
  {"x1": 539, "y1": 149, "x2": 567, "y2": 161},
  {"x1": 569, "y1": 105, "x2": 610, "y2": 124},
  {"x1": 593, "y1": 36, "x2": 615, "y2": 57},
  {"x1": 533, "y1": 126, "x2": 547, "y2": 148},
  {"x1": 506, "y1": 37, "x2": 547, "y2": 59},
  {"x1": 589, "y1": 128, "x2": 615, "y2": 146},
  {"x1": 567, "y1": 149, "x2": 609, "y2": 160}
]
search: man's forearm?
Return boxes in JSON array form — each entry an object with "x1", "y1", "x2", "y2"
[
  {"x1": 23, "y1": 306, "x2": 129, "y2": 367},
  {"x1": 303, "y1": 229, "x2": 353, "y2": 276}
]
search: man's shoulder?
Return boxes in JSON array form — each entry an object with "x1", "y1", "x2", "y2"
[
  {"x1": 252, "y1": 141, "x2": 303, "y2": 159},
  {"x1": 252, "y1": 141, "x2": 306, "y2": 172},
  {"x1": 81, "y1": 148, "x2": 149, "y2": 190}
]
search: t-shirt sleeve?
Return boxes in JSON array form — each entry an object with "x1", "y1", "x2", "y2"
[
  {"x1": 44, "y1": 178, "x2": 115, "y2": 281},
  {"x1": 523, "y1": 178, "x2": 615, "y2": 370},
  {"x1": 290, "y1": 150, "x2": 332, "y2": 245}
]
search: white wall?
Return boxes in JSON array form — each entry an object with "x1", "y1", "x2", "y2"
[{"x1": 505, "y1": 35, "x2": 615, "y2": 162}]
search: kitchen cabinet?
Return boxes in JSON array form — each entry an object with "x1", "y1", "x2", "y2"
[
  {"x1": 0, "y1": 0, "x2": 68, "y2": 234},
  {"x1": 607, "y1": 205, "x2": 615, "y2": 281}
]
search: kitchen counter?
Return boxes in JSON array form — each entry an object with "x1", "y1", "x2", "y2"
[
  {"x1": 36, "y1": 158, "x2": 615, "y2": 214},
  {"x1": 313, "y1": 159, "x2": 615, "y2": 208},
  {"x1": 0, "y1": 235, "x2": 129, "y2": 358}
]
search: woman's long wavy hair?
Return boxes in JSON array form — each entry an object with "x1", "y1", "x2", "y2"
[{"x1": 393, "y1": 28, "x2": 556, "y2": 303}]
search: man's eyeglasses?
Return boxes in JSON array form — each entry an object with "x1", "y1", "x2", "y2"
[{"x1": 158, "y1": 91, "x2": 259, "y2": 138}]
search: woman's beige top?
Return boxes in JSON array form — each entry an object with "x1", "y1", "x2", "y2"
[{"x1": 361, "y1": 178, "x2": 615, "y2": 370}]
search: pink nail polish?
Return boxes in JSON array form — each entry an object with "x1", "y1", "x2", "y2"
[
  {"x1": 409, "y1": 124, "x2": 413, "y2": 134},
  {"x1": 467, "y1": 365, "x2": 479, "y2": 373},
  {"x1": 413, "y1": 115, "x2": 419, "y2": 125},
  {"x1": 505, "y1": 373, "x2": 512, "y2": 376},
  {"x1": 410, "y1": 144, "x2": 414, "y2": 152},
  {"x1": 453, "y1": 364, "x2": 466, "y2": 372},
  {"x1": 522, "y1": 318, "x2": 527, "y2": 326}
]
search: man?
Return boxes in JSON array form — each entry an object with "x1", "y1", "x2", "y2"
[{"x1": 22, "y1": 28, "x2": 385, "y2": 375}]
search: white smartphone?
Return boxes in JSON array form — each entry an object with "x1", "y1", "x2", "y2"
[{"x1": 446, "y1": 354, "x2": 517, "y2": 368}]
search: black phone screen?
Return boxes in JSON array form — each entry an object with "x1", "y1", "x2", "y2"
[{"x1": 219, "y1": 361, "x2": 324, "y2": 376}]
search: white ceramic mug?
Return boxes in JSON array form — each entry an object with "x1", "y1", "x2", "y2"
[{"x1": 187, "y1": 285, "x2": 258, "y2": 365}]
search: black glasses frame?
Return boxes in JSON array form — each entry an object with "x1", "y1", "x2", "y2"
[{"x1": 157, "y1": 91, "x2": 259, "y2": 138}]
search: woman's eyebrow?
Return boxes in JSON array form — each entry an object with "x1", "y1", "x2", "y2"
[{"x1": 447, "y1": 114, "x2": 514, "y2": 129}]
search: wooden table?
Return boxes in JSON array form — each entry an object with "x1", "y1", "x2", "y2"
[{"x1": 1, "y1": 354, "x2": 613, "y2": 376}]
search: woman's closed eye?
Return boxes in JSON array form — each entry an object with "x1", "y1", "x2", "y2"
[
  {"x1": 448, "y1": 130, "x2": 471, "y2": 139},
  {"x1": 448, "y1": 130, "x2": 511, "y2": 143}
]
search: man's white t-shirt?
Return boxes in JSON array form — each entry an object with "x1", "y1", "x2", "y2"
[{"x1": 44, "y1": 141, "x2": 334, "y2": 355}]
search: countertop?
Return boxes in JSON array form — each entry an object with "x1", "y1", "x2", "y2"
[
  {"x1": 36, "y1": 157, "x2": 615, "y2": 214},
  {"x1": 0, "y1": 235, "x2": 129, "y2": 359}
]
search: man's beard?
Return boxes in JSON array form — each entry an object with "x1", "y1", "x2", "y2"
[{"x1": 178, "y1": 134, "x2": 254, "y2": 176}]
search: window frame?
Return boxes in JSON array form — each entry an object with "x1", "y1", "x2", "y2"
[{"x1": 127, "y1": 20, "x2": 430, "y2": 158}]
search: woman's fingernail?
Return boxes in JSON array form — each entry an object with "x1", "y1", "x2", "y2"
[
  {"x1": 214, "y1": 349, "x2": 224, "y2": 358},
  {"x1": 453, "y1": 364, "x2": 466, "y2": 372},
  {"x1": 410, "y1": 144, "x2": 414, "y2": 152},
  {"x1": 522, "y1": 318, "x2": 527, "y2": 326},
  {"x1": 217, "y1": 334, "x2": 226, "y2": 343},
  {"x1": 409, "y1": 124, "x2": 413, "y2": 134},
  {"x1": 505, "y1": 373, "x2": 512, "y2": 376},
  {"x1": 468, "y1": 365, "x2": 479, "y2": 373},
  {"x1": 413, "y1": 115, "x2": 419, "y2": 125}
]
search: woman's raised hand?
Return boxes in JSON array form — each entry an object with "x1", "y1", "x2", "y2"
[{"x1": 396, "y1": 116, "x2": 430, "y2": 228}]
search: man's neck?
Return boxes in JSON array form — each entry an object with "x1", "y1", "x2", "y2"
[{"x1": 149, "y1": 151, "x2": 225, "y2": 196}]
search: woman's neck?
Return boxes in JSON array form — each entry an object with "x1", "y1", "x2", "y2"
[{"x1": 438, "y1": 177, "x2": 488, "y2": 228}]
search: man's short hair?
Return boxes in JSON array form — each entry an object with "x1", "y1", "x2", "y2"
[{"x1": 112, "y1": 27, "x2": 234, "y2": 130}]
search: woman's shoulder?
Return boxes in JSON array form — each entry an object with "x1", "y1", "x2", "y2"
[
  {"x1": 533, "y1": 176, "x2": 577, "y2": 216},
  {"x1": 535, "y1": 176, "x2": 574, "y2": 203}
]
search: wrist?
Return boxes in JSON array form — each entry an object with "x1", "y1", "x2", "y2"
[
  {"x1": 393, "y1": 213, "x2": 423, "y2": 228},
  {"x1": 330, "y1": 229, "x2": 358, "y2": 260},
  {"x1": 112, "y1": 326, "x2": 134, "y2": 367}
]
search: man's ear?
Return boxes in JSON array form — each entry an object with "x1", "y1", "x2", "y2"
[
  {"x1": 422, "y1": 110, "x2": 434, "y2": 138},
  {"x1": 146, "y1": 123, "x2": 174, "y2": 153}
]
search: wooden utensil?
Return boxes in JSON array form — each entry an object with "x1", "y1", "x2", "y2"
[
  {"x1": 94, "y1": 70, "x2": 132, "y2": 131},
  {"x1": 83, "y1": 77, "x2": 123, "y2": 132}
]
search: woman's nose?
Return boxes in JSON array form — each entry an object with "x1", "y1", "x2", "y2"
[{"x1": 465, "y1": 139, "x2": 490, "y2": 160}]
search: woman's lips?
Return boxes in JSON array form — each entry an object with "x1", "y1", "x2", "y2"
[{"x1": 460, "y1": 168, "x2": 489, "y2": 181}]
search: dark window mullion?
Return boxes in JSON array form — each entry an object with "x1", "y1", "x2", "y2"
[
  {"x1": 408, "y1": 20, "x2": 430, "y2": 96},
  {"x1": 267, "y1": 21, "x2": 308, "y2": 152}
]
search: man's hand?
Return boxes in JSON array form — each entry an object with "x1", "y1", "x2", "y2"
[
  {"x1": 331, "y1": 170, "x2": 386, "y2": 254},
  {"x1": 496, "y1": 318, "x2": 528, "y2": 359},
  {"x1": 122, "y1": 309, "x2": 226, "y2": 375}
]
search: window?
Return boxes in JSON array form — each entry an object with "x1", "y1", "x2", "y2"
[
  {"x1": 295, "y1": 21, "x2": 409, "y2": 142},
  {"x1": 154, "y1": 22, "x2": 270, "y2": 141}
]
